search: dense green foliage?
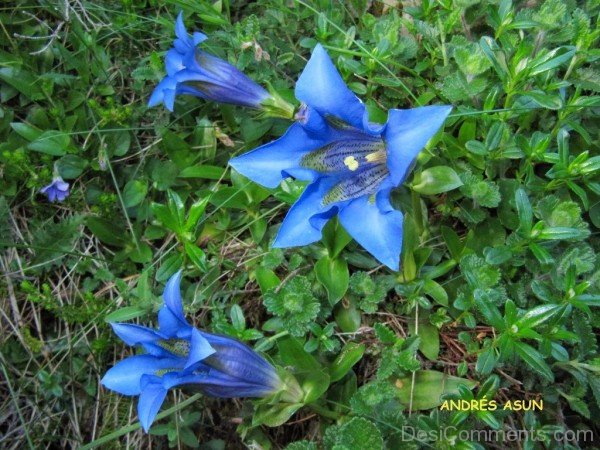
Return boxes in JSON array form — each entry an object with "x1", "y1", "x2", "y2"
[{"x1": 1, "y1": 0, "x2": 599, "y2": 448}]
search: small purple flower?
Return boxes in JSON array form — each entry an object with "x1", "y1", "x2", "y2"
[
  {"x1": 148, "y1": 12, "x2": 271, "y2": 111},
  {"x1": 40, "y1": 176, "x2": 69, "y2": 202}
]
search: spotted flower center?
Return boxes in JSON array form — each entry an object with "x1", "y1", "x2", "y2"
[
  {"x1": 300, "y1": 134, "x2": 389, "y2": 205},
  {"x1": 157, "y1": 338, "x2": 190, "y2": 358}
]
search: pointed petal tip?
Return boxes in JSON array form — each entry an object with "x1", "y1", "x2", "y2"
[
  {"x1": 175, "y1": 11, "x2": 186, "y2": 37},
  {"x1": 137, "y1": 384, "x2": 168, "y2": 433}
]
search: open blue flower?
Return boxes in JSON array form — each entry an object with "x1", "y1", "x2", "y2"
[
  {"x1": 229, "y1": 44, "x2": 452, "y2": 270},
  {"x1": 148, "y1": 12, "x2": 270, "y2": 111},
  {"x1": 101, "y1": 271, "x2": 282, "y2": 432},
  {"x1": 40, "y1": 176, "x2": 69, "y2": 202}
]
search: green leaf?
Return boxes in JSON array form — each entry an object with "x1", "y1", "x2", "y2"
[
  {"x1": 441, "y1": 226, "x2": 464, "y2": 261},
  {"x1": 412, "y1": 166, "x2": 463, "y2": 195},
  {"x1": 230, "y1": 304, "x2": 245, "y2": 331},
  {"x1": 85, "y1": 216, "x2": 127, "y2": 247},
  {"x1": 254, "y1": 267, "x2": 280, "y2": 294},
  {"x1": 395, "y1": 370, "x2": 477, "y2": 410},
  {"x1": 11, "y1": 122, "x2": 42, "y2": 141},
  {"x1": 476, "y1": 348, "x2": 499, "y2": 375},
  {"x1": 56, "y1": 155, "x2": 88, "y2": 179},
  {"x1": 465, "y1": 140, "x2": 488, "y2": 155},
  {"x1": 528, "y1": 47, "x2": 575, "y2": 76},
  {"x1": 515, "y1": 189, "x2": 533, "y2": 233},
  {"x1": 0, "y1": 67, "x2": 44, "y2": 100},
  {"x1": 321, "y1": 217, "x2": 352, "y2": 258},
  {"x1": 160, "y1": 130, "x2": 193, "y2": 169},
  {"x1": 324, "y1": 417, "x2": 383, "y2": 450},
  {"x1": 474, "y1": 289, "x2": 505, "y2": 329},
  {"x1": 300, "y1": 370, "x2": 330, "y2": 404},
  {"x1": 184, "y1": 243, "x2": 207, "y2": 272},
  {"x1": 329, "y1": 342, "x2": 365, "y2": 382},
  {"x1": 123, "y1": 180, "x2": 148, "y2": 208},
  {"x1": 105, "y1": 306, "x2": 148, "y2": 323},
  {"x1": 277, "y1": 336, "x2": 321, "y2": 372},
  {"x1": 514, "y1": 304, "x2": 563, "y2": 331},
  {"x1": 408, "y1": 312, "x2": 440, "y2": 360},
  {"x1": 315, "y1": 256, "x2": 349, "y2": 306},
  {"x1": 523, "y1": 91, "x2": 563, "y2": 110},
  {"x1": 422, "y1": 279, "x2": 448, "y2": 306},
  {"x1": 156, "y1": 253, "x2": 183, "y2": 282},
  {"x1": 529, "y1": 242, "x2": 554, "y2": 265},
  {"x1": 179, "y1": 164, "x2": 227, "y2": 180},
  {"x1": 479, "y1": 36, "x2": 508, "y2": 80},
  {"x1": 253, "y1": 403, "x2": 303, "y2": 427},
  {"x1": 184, "y1": 196, "x2": 210, "y2": 232},
  {"x1": 151, "y1": 203, "x2": 180, "y2": 234},
  {"x1": 537, "y1": 227, "x2": 589, "y2": 240},
  {"x1": 513, "y1": 342, "x2": 554, "y2": 381},
  {"x1": 28, "y1": 130, "x2": 70, "y2": 156}
]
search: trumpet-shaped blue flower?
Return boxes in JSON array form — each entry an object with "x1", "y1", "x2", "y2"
[
  {"x1": 101, "y1": 271, "x2": 282, "y2": 432},
  {"x1": 148, "y1": 12, "x2": 270, "y2": 111},
  {"x1": 40, "y1": 176, "x2": 69, "y2": 202},
  {"x1": 229, "y1": 45, "x2": 452, "y2": 270}
]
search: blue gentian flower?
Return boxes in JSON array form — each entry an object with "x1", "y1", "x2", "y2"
[
  {"x1": 40, "y1": 176, "x2": 69, "y2": 202},
  {"x1": 229, "y1": 44, "x2": 452, "y2": 270},
  {"x1": 101, "y1": 271, "x2": 282, "y2": 432},
  {"x1": 148, "y1": 12, "x2": 271, "y2": 112}
]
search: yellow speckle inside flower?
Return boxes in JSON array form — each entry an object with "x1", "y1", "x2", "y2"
[{"x1": 344, "y1": 155, "x2": 359, "y2": 171}]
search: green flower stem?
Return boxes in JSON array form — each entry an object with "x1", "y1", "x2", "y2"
[
  {"x1": 80, "y1": 393, "x2": 202, "y2": 450},
  {"x1": 255, "y1": 331, "x2": 289, "y2": 352},
  {"x1": 309, "y1": 402, "x2": 340, "y2": 419},
  {"x1": 260, "y1": 83, "x2": 296, "y2": 120}
]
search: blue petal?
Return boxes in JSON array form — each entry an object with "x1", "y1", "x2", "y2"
[
  {"x1": 163, "y1": 89, "x2": 176, "y2": 111},
  {"x1": 101, "y1": 355, "x2": 181, "y2": 395},
  {"x1": 384, "y1": 105, "x2": 453, "y2": 185},
  {"x1": 174, "y1": 12, "x2": 188, "y2": 43},
  {"x1": 184, "y1": 329, "x2": 216, "y2": 370},
  {"x1": 192, "y1": 368, "x2": 279, "y2": 398},
  {"x1": 176, "y1": 51, "x2": 269, "y2": 108},
  {"x1": 173, "y1": 12, "x2": 207, "y2": 48},
  {"x1": 110, "y1": 323, "x2": 163, "y2": 346},
  {"x1": 165, "y1": 48, "x2": 185, "y2": 76},
  {"x1": 148, "y1": 77, "x2": 177, "y2": 109},
  {"x1": 157, "y1": 305, "x2": 188, "y2": 338},
  {"x1": 338, "y1": 189, "x2": 403, "y2": 270},
  {"x1": 295, "y1": 104, "x2": 329, "y2": 136},
  {"x1": 54, "y1": 178, "x2": 69, "y2": 191},
  {"x1": 200, "y1": 332, "x2": 280, "y2": 388},
  {"x1": 295, "y1": 44, "x2": 366, "y2": 131},
  {"x1": 48, "y1": 189, "x2": 59, "y2": 202},
  {"x1": 173, "y1": 12, "x2": 206, "y2": 53},
  {"x1": 229, "y1": 122, "x2": 329, "y2": 188},
  {"x1": 192, "y1": 31, "x2": 206, "y2": 46},
  {"x1": 162, "y1": 271, "x2": 187, "y2": 324},
  {"x1": 273, "y1": 177, "x2": 344, "y2": 247},
  {"x1": 137, "y1": 382, "x2": 168, "y2": 432}
]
